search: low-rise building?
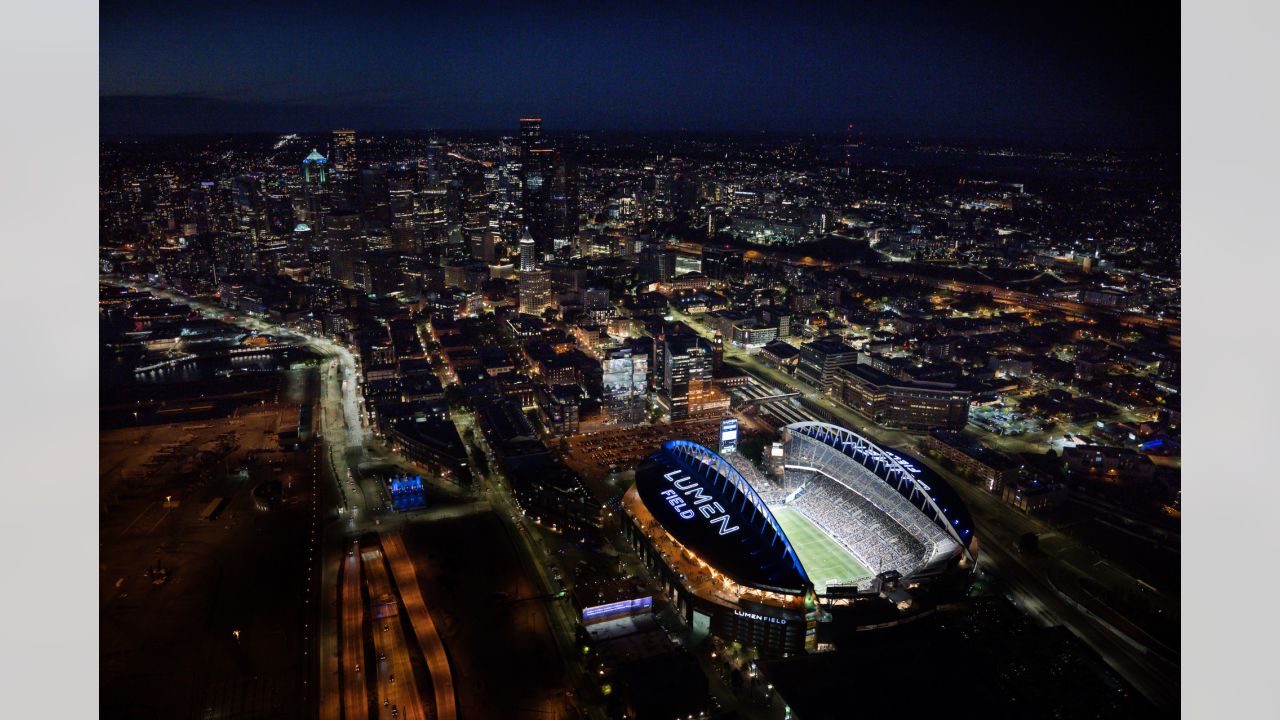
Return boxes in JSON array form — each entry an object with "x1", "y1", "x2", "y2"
[{"x1": 836, "y1": 364, "x2": 971, "y2": 431}]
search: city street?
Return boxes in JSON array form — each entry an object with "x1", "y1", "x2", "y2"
[{"x1": 341, "y1": 547, "x2": 370, "y2": 720}]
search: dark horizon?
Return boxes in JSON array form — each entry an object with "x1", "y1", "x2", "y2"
[
  {"x1": 97, "y1": 99, "x2": 1180, "y2": 154},
  {"x1": 101, "y1": 1, "x2": 1178, "y2": 150}
]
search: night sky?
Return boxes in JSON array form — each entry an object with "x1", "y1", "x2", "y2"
[{"x1": 101, "y1": 0, "x2": 1178, "y2": 147}]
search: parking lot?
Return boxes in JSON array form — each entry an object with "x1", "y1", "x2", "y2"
[{"x1": 563, "y1": 418, "x2": 721, "y2": 480}]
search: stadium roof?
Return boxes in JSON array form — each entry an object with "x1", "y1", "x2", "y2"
[
  {"x1": 784, "y1": 422, "x2": 975, "y2": 558},
  {"x1": 635, "y1": 440, "x2": 810, "y2": 594}
]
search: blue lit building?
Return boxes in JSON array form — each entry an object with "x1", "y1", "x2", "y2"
[{"x1": 302, "y1": 149, "x2": 328, "y2": 186}]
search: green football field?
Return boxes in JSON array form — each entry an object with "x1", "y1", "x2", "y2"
[{"x1": 771, "y1": 505, "x2": 871, "y2": 593}]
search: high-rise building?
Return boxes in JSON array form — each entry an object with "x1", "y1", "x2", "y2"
[
  {"x1": 547, "y1": 152, "x2": 579, "y2": 252},
  {"x1": 332, "y1": 129, "x2": 357, "y2": 174},
  {"x1": 519, "y1": 117, "x2": 542, "y2": 159},
  {"x1": 366, "y1": 249, "x2": 406, "y2": 297},
  {"x1": 518, "y1": 117, "x2": 578, "y2": 259},
  {"x1": 583, "y1": 286, "x2": 611, "y2": 311},
  {"x1": 230, "y1": 175, "x2": 269, "y2": 242},
  {"x1": 519, "y1": 268, "x2": 552, "y2": 315},
  {"x1": 324, "y1": 212, "x2": 364, "y2": 286},
  {"x1": 359, "y1": 166, "x2": 391, "y2": 227},
  {"x1": 388, "y1": 168, "x2": 417, "y2": 252},
  {"x1": 301, "y1": 149, "x2": 329, "y2": 225},
  {"x1": 660, "y1": 333, "x2": 714, "y2": 420},
  {"x1": 518, "y1": 228, "x2": 537, "y2": 272},
  {"x1": 303, "y1": 149, "x2": 328, "y2": 187},
  {"x1": 523, "y1": 146, "x2": 554, "y2": 252}
]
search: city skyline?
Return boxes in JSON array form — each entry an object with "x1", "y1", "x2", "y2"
[{"x1": 101, "y1": 1, "x2": 1177, "y2": 147}]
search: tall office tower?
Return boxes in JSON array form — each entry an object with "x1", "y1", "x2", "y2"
[
  {"x1": 421, "y1": 138, "x2": 441, "y2": 186},
  {"x1": 660, "y1": 333, "x2": 713, "y2": 420},
  {"x1": 300, "y1": 150, "x2": 330, "y2": 226},
  {"x1": 324, "y1": 211, "x2": 364, "y2": 286},
  {"x1": 359, "y1": 166, "x2": 391, "y2": 227},
  {"x1": 518, "y1": 116, "x2": 578, "y2": 259},
  {"x1": 230, "y1": 175, "x2": 269, "y2": 242},
  {"x1": 365, "y1": 249, "x2": 405, "y2": 297},
  {"x1": 638, "y1": 245, "x2": 676, "y2": 284},
  {"x1": 303, "y1": 149, "x2": 328, "y2": 187},
  {"x1": 518, "y1": 227, "x2": 537, "y2": 272},
  {"x1": 547, "y1": 151, "x2": 579, "y2": 253},
  {"x1": 519, "y1": 268, "x2": 552, "y2": 315},
  {"x1": 332, "y1": 129, "x2": 357, "y2": 174},
  {"x1": 388, "y1": 167, "x2": 417, "y2": 252},
  {"x1": 519, "y1": 117, "x2": 542, "y2": 159},
  {"x1": 458, "y1": 169, "x2": 491, "y2": 244},
  {"x1": 653, "y1": 322, "x2": 695, "y2": 391},
  {"x1": 413, "y1": 170, "x2": 449, "y2": 259},
  {"x1": 523, "y1": 146, "x2": 555, "y2": 254}
]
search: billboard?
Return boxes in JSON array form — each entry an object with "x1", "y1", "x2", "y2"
[
  {"x1": 719, "y1": 417, "x2": 738, "y2": 454},
  {"x1": 581, "y1": 596, "x2": 652, "y2": 622}
]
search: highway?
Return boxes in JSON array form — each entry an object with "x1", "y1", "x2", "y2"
[
  {"x1": 363, "y1": 547, "x2": 428, "y2": 720},
  {"x1": 319, "y1": 505, "x2": 345, "y2": 720},
  {"x1": 341, "y1": 546, "x2": 371, "y2": 720},
  {"x1": 380, "y1": 531, "x2": 457, "y2": 720}
]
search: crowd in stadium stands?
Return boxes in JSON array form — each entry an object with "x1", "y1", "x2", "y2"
[
  {"x1": 790, "y1": 480, "x2": 926, "y2": 576},
  {"x1": 733, "y1": 459, "x2": 787, "y2": 505},
  {"x1": 784, "y1": 433, "x2": 960, "y2": 573}
]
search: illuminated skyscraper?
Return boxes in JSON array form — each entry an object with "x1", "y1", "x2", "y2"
[
  {"x1": 300, "y1": 149, "x2": 329, "y2": 225},
  {"x1": 302, "y1": 149, "x2": 328, "y2": 186},
  {"x1": 519, "y1": 117, "x2": 542, "y2": 160},
  {"x1": 517, "y1": 117, "x2": 579, "y2": 258},
  {"x1": 660, "y1": 333, "x2": 714, "y2": 420},
  {"x1": 332, "y1": 129, "x2": 356, "y2": 174},
  {"x1": 519, "y1": 268, "x2": 552, "y2": 315},
  {"x1": 518, "y1": 227, "x2": 537, "y2": 272}
]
